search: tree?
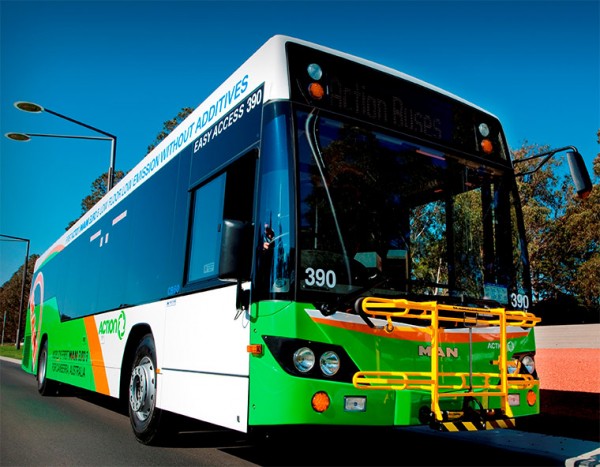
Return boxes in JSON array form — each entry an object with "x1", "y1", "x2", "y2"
[
  {"x1": 515, "y1": 133, "x2": 600, "y2": 320},
  {"x1": 513, "y1": 142, "x2": 564, "y2": 298},
  {"x1": 0, "y1": 254, "x2": 39, "y2": 344},
  {"x1": 66, "y1": 170, "x2": 125, "y2": 230},
  {"x1": 146, "y1": 107, "x2": 193, "y2": 153}
]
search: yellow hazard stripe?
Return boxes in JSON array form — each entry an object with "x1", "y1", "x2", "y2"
[
  {"x1": 441, "y1": 421, "x2": 481, "y2": 431},
  {"x1": 486, "y1": 418, "x2": 516, "y2": 430},
  {"x1": 440, "y1": 418, "x2": 515, "y2": 432}
]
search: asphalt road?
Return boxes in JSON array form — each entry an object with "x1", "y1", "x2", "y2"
[{"x1": 1, "y1": 358, "x2": 598, "y2": 466}]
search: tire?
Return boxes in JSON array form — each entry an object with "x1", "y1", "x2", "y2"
[
  {"x1": 128, "y1": 333, "x2": 168, "y2": 445},
  {"x1": 37, "y1": 339, "x2": 58, "y2": 396}
]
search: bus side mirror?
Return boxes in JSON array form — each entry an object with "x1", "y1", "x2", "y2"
[
  {"x1": 514, "y1": 146, "x2": 593, "y2": 200},
  {"x1": 567, "y1": 151, "x2": 593, "y2": 199},
  {"x1": 219, "y1": 219, "x2": 253, "y2": 281}
]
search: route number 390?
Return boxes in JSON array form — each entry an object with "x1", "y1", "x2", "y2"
[
  {"x1": 510, "y1": 293, "x2": 530, "y2": 309},
  {"x1": 305, "y1": 268, "x2": 337, "y2": 289}
]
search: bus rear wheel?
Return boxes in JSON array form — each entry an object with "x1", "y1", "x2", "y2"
[
  {"x1": 37, "y1": 339, "x2": 57, "y2": 396},
  {"x1": 128, "y1": 333, "x2": 167, "y2": 445}
]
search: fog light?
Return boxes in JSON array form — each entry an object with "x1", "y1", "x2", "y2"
[
  {"x1": 311, "y1": 391, "x2": 330, "y2": 412},
  {"x1": 344, "y1": 396, "x2": 366, "y2": 412}
]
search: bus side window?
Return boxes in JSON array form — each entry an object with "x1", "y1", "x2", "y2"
[{"x1": 186, "y1": 151, "x2": 257, "y2": 285}]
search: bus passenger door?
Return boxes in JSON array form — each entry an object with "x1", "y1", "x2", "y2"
[{"x1": 159, "y1": 151, "x2": 257, "y2": 431}]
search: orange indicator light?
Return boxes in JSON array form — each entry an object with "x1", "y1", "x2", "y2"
[
  {"x1": 481, "y1": 139, "x2": 493, "y2": 154},
  {"x1": 308, "y1": 82, "x2": 325, "y2": 100},
  {"x1": 311, "y1": 391, "x2": 330, "y2": 412},
  {"x1": 526, "y1": 390, "x2": 537, "y2": 406},
  {"x1": 247, "y1": 344, "x2": 263, "y2": 356}
]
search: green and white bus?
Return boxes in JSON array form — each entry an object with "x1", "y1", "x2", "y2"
[{"x1": 21, "y1": 35, "x2": 590, "y2": 444}]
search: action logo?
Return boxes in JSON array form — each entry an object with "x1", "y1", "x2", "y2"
[{"x1": 98, "y1": 310, "x2": 126, "y2": 340}]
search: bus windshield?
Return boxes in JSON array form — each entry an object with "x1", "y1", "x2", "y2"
[{"x1": 296, "y1": 108, "x2": 531, "y2": 310}]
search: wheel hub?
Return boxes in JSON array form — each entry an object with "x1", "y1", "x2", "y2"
[{"x1": 129, "y1": 356, "x2": 155, "y2": 420}]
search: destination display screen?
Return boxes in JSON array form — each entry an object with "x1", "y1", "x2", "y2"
[{"x1": 286, "y1": 42, "x2": 508, "y2": 162}]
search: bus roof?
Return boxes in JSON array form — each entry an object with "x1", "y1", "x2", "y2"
[{"x1": 35, "y1": 34, "x2": 496, "y2": 270}]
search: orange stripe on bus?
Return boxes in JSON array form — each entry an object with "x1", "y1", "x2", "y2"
[
  {"x1": 310, "y1": 316, "x2": 530, "y2": 343},
  {"x1": 84, "y1": 316, "x2": 110, "y2": 396}
]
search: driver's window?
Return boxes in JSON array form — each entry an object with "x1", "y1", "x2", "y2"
[
  {"x1": 186, "y1": 152, "x2": 257, "y2": 285},
  {"x1": 187, "y1": 174, "x2": 226, "y2": 283}
]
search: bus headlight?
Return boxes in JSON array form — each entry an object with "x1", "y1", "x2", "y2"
[
  {"x1": 521, "y1": 355, "x2": 535, "y2": 374},
  {"x1": 507, "y1": 359, "x2": 520, "y2": 374},
  {"x1": 263, "y1": 336, "x2": 360, "y2": 382},
  {"x1": 293, "y1": 347, "x2": 315, "y2": 373},
  {"x1": 320, "y1": 351, "x2": 340, "y2": 376},
  {"x1": 507, "y1": 353, "x2": 536, "y2": 375}
]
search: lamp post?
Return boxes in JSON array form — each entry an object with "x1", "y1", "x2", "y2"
[
  {"x1": 13, "y1": 101, "x2": 117, "y2": 191},
  {"x1": 0, "y1": 235, "x2": 30, "y2": 350}
]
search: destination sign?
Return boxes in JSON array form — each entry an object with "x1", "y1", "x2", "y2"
[{"x1": 287, "y1": 42, "x2": 507, "y2": 161}]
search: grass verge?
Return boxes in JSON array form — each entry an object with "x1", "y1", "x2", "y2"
[{"x1": 0, "y1": 343, "x2": 23, "y2": 361}]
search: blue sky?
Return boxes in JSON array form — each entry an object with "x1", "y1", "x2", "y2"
[{"x1": 1, "y1": 0, "x2": 599, "y2": 285}]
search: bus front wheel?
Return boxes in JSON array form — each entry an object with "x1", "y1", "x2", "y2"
[
  {"x1": 128, "y1": 333, "x2": 166, "y2": 444},
  {"x1": 37, "y1": 339, "x2": 58, "y2": 396}
]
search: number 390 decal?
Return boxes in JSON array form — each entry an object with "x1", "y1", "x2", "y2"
[
  {"x1": 510, "y1": 292, "x2": 530, "y2": 310},
  {"x1": 305, "y1": 268, "x2": 337, "y2": 289}
]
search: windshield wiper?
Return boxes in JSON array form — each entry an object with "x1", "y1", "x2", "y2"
[
  {"x1": 318, "y1": 276, "x2": 503, "y2": 329},
  {"x1": 305, "y1": 110, "x2": 353, "y2": 284},
  {"x1": 319, "y1": 273, "x2": 392, "y2": 328}
]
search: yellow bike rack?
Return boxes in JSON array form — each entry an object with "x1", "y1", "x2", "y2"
[{"x1": 352, "y1": 297, "x2": 540, "y2": 430}]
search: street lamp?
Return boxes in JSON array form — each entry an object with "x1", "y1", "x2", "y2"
[
  {"x1": 0, "y1": 235, "x2": 30, "y2": 350},
  {"x1": 13, "y1": 101, "x2": 117, "y2": 191},
  {"x1": 6, "y1": 132, "x2": 113, "y2": 143}
]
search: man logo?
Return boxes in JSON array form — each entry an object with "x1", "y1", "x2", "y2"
[{"x1": 418, "y1": 345, "x2": 459, "y2": 358}]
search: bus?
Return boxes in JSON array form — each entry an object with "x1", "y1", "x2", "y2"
[{"x1": 21, "y1": 35, "x2": 592, "y2": 444}]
